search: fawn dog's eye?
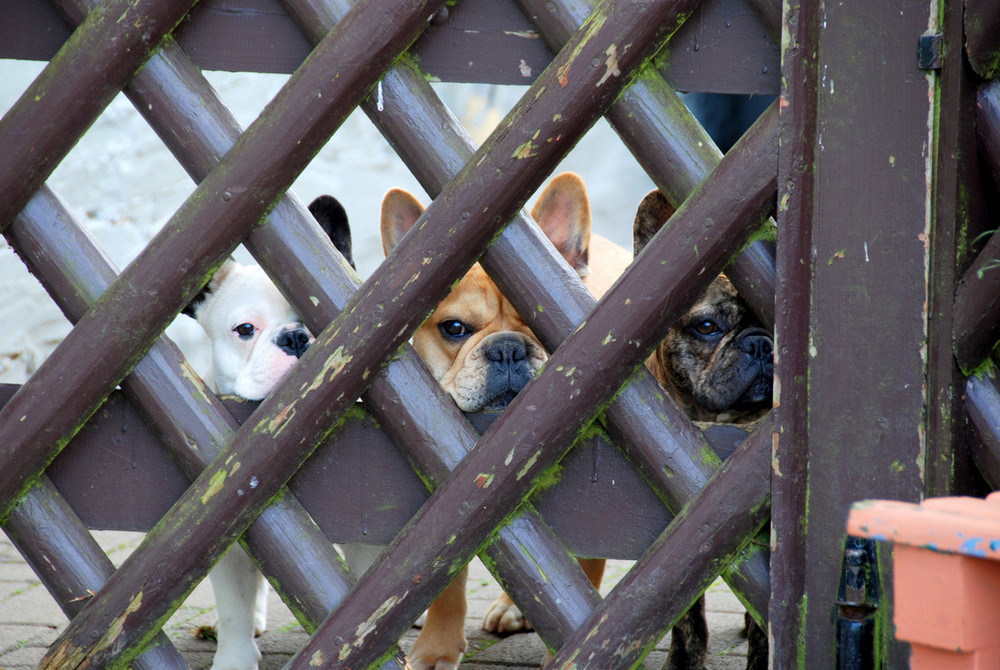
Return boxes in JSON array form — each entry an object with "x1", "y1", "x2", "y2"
[{"x1": 440, "y1": 320, "x2": 473, "y2": 340}]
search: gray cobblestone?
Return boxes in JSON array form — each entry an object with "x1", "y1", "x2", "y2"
[{"x1": 0, "y1": 530, "x2": 748, "y2": 669}]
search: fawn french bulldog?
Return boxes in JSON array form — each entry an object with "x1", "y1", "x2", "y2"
[
  {"x1": 380, "y1": 172, "x2": 631, "y2": 669},
  {"x1": 634, "y1": 189, "x2": 771, "y2": 670},
  {"x1": 183, "y1": 195, "x2": 353, "y2": 670}
]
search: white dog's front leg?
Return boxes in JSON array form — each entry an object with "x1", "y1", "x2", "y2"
[{"x1": 209, "y1": 547, "x2": 266, "y2": 670}]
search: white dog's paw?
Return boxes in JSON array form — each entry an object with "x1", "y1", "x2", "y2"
[
  {"x1": 253, "y1": 609, "x2": 267, "y2": 637},
  {"x1": 482, "y1": 594, "x2": 532, "y2": 634},
  {"x1": 210, "y1": 643, "x2": 261, "y2": 670}
]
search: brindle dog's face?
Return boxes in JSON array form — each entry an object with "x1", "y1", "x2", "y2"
[
  {"x1": 634, "y1": 189, "x2": 773, "y2": 423},
  {"x1": 652, "y1": 276, "x2": 772, "y2": 422}
]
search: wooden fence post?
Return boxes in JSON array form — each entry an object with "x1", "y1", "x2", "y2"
[{"x1": 773, "y1": 1, "x2": 942, "y2": 666}]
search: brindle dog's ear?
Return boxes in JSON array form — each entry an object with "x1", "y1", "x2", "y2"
[
  {"x1": 379, "y1": 188, "x2": 425, "y2": 256},
  {"x1": 182, "y1": 259, "x2": 237, "y2": 318},
  {"x1": 308, "y1": 195, "x2": 354, "y2": 270},
  {"x1": 632, "y1": 190, "x2": 676, "y2": 258}
]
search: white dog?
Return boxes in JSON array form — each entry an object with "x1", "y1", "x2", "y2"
[{"x1": 183, "y1": 195, "x2": 356, "y2": 670}]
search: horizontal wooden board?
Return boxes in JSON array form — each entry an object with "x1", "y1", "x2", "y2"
[
  {"x1": 1, "y1": 0, "x2": 779, "y2": 93},
  {"x1": 0, "y1": 384, "x2": 747, "y2": 560}
]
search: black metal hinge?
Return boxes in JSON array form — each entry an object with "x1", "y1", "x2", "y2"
[{"x1": 918, "y1": 33, "x2": 944, "y2": 70}]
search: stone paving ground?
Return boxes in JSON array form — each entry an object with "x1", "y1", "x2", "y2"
[{"x1": 1, "y1": 530, "x2": 750, "y2": 669}]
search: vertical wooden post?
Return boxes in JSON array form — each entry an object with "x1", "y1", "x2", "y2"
[{"x1": 774, "y1": 1, "x2": 939, "y2": 666}]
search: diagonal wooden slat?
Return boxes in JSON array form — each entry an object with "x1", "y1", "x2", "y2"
[
  {"x1": 965, "y1": 0, "x2": 1000, "y2": 80},
  {"x1": 519, "y1": 0, "x2": 776, "y2": 328},
  {"x1": 966, "y1": 370, "x2": 1000, "y2": 488},
  {"x1": 7, "y1": 182, "x2": 408, "y2": 666},
  {"x1": 34, "y1": 0, "x2": 694, "y2": 664},
  {"x1": 70, "y1": 0, "x2": 603, "y2": 648},
  {"x1": 299, "y1": 0, "x2": 775, "y2": 620},
  {"x1": 0, "y1": 0, "x2": 197, "y2": 231},
  {"x1": 0, "y1": 0, "x2": 441, "y2": 520},
  {"x1": 512, "y1": 0, "x2": 775, "y2": 619},
  {"x1": 4, "y1": 479, "x2": 188, "y2": 670},
  {"x1": 133, "y1": 0, "x2": 780, "y2": 660},
  {"x1": 548, "y1": 418, "x2": 772, "y2": 668},
  {"x1": 953, "y1": 79, "x2": 1000, "y2": 372},
  {"x1": 36, "y1": 0, "x2": 608, "y2": 652},
  {"x1": 285, "y1": 0, "x2": 768, "y2": 638},
  {"x1": 283, "y1": 54, "x2": 775, "y2": 670}
]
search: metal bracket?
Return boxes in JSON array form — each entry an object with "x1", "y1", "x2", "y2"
[{"x1": 918, "y1": 33, "x2": 943, "y2": 70}]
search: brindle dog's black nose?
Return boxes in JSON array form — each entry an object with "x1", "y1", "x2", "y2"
[
  {"x1": 485, "y1": 338, "x2": 527, "y2": 364},
  {"x1": 738, "y1": 329, "x2": 773, "y2": 361},
  {"x1": 276, "y1": 328, "x2": 311, "y2": 358}
]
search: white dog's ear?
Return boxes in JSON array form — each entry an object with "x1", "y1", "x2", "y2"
[
  {"x1": 531, "y1": 172, "x2": 592, "y2": 277},
  {"x1": 632, "y1": 189, "x2": 675, "y2": 258},
  {"x1": 182, "y1": 259, "x2": 237, "y2": 319},
  {"x1": 380, "y1": 188, "x2": 425, "y2": 256},
  {"x1": 308, "y1": 195, "x2": 354, "y2": 269}
]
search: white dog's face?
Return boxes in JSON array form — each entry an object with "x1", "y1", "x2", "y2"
[{"x1": 187, "y1": 260, "x2": 312, "y2": 401}]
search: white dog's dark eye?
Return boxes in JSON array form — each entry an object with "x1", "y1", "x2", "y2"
[
  {"x1": 440, "y1": 320, "x2": 472, "y2": 339},
  {"x1": 693, "y1": 320, "x2": 721, "y2": 336},
  {"x1": 234, "y1": 323, "x2": 255, "y2": 339}
]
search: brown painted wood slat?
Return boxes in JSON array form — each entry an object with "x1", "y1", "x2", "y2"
[
  {"x1": 549, "y1": 418, "x2": 772, "y2": 668},
  {"x1": 953, "y1": 80, "x2": 1000, "y2": 373},
  {"x1": 923, "y1": 0, "x2": 977, "y2": 497},
  {"x1": 0, "y1": 382, "x2": 739, "y2": 555},
  {"x1": 126, "y1": 0, "x2": 628, "y2": 649},
  {"x1": 8, "y1": 183, "x2": 402, "y2": 662},
  {"x1": 32, "y1": 0, "x2": 697, "y2": 664},
  {"x1": 966, "y1": 372, "x2": 1000, "y2": 489},
  {"x1": 520, "y1": 0, "x2": 776, "y2": 329},
  {"x1": 965, "y1": 0, "x2": 1000, "y2": 80},
  {"x1": 0, "y1": 0, "x2": 437, "y2": 520},
  {"x1": 3, "y1": 481, "x2": 189, "y2": 670},
  {"x1": 49, "y1": 0, "x2": 608, "y2": 650},
  {"x1": 292, "y1": 0, "x2": 775, "y2": 635},
  {"x1": 2, "y1": 0, "x2": 780, "y2": 93},
  {"x1": 0, "y1": 0, "x2": 197, "y2": 231},
  {"x1": 773, "y1": 1, "x2": 937, "y2": 666},
  {"x1": 286, "y1": 23, "x2": 773, "y2": 665}
]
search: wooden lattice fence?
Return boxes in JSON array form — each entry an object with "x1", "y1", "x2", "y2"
[{"x1": 1, "y1": 0, "x2": 998, "y2": 668}]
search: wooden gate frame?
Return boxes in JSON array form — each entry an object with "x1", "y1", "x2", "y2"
[{"x1": 0, "y1": 0, "x2": 997, "y2": 668}]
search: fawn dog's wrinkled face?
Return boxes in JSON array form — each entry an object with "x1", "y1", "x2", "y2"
[{"x1": 380, "y1": 172, "x2": 633, "y2": 413}]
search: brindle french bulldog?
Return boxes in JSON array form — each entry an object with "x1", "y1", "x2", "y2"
[{"x1": 634, "y1": 189, "x2": 771, "y2": 670}]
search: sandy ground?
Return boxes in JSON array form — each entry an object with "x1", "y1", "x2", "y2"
[{"x1": 0, "y1": 60, "x2": 655, "y2": 383}]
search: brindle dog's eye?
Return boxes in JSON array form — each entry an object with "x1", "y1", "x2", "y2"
[
  {"x1": 234, "y1": 323, "x2": 255, "y2": 339},
  {"x1": 693, "y1": 320, "x2": 720, "y2": 336},
  {"x1": 440, "y1": 320, "x2": 472, "y2": 339}
]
